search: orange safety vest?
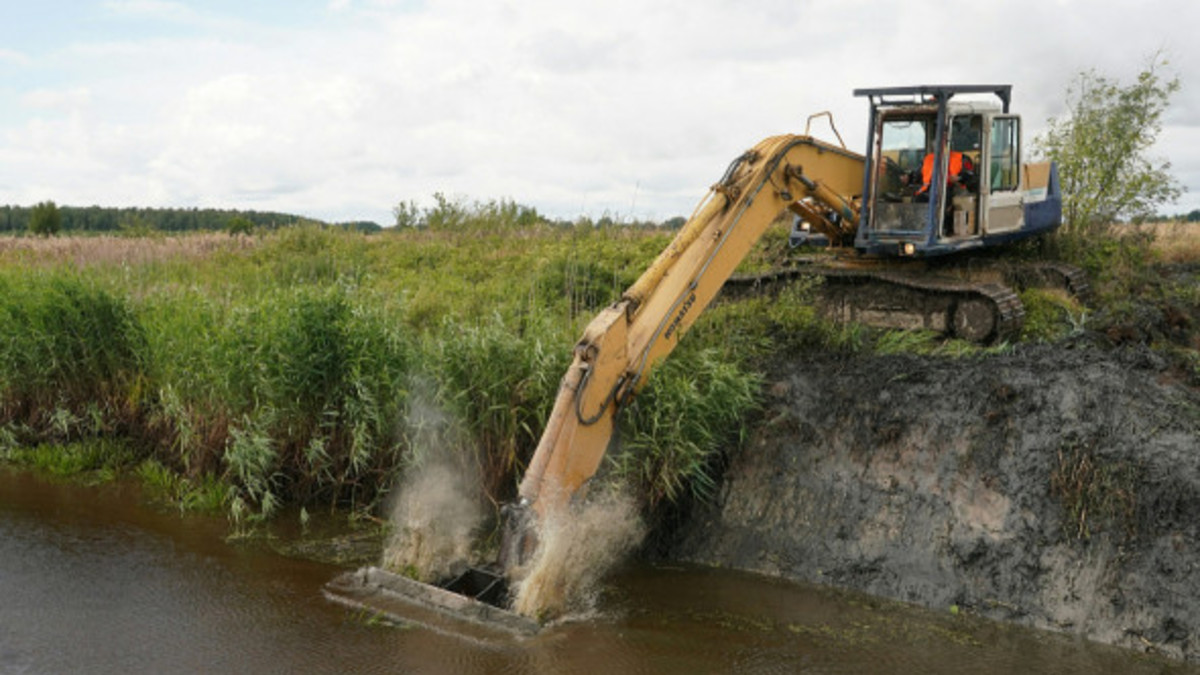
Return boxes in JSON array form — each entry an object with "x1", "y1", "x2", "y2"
[{"x1": 917, "y1": 151, "x2": 971, "y2": 195}]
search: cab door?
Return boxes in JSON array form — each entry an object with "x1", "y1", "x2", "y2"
[{"x1": 982, "y1": 115, "x2": 1023, "y2": 234}]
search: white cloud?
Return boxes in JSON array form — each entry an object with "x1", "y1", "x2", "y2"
[
  {"x1": 102, "y1": 0, "x2": 198, "y2": 21},
  {"x1": 21, "y1": 87, "x2": 92, "y2": 110},
  {"x1": 0, "y1": 48, "x2": 31, "y2": 66},
  {"x1": 1, "y1": 0, "x2": 1199, "y2": 223}
]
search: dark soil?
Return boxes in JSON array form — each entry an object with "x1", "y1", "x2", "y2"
[{"x1": 671, "y1": 342, "x2": 1200, "y2": 661}]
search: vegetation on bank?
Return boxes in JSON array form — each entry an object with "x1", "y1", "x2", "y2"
[
  {"x1": 0, "y1": 216, "x2": 774, "y2": 525},
  {"x1": 1034, "y1": 53, "x2": 1182, "y2": 233},
  {"x1": 0, "y1": 202, "x2": 1197, "y2": 527}
]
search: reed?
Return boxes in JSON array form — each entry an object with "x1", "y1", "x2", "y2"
[
  {"x1": 0, "y1": 270, "x2": 147, "y2": 437},
  {"x1": 0, "y1": 215, "x2": 819, "y2": 520},
  {"x1": 614, "y1": 345, "x2": 762, "y2": 507}
]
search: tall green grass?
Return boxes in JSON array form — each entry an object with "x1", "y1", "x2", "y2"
[
  {"x1": 0, "y1": 271, "x2": 147, "y2": 438},
  {"x1": 142, "y1": 283, "x2": 415, "y2": 519},
  {"x1": 615, "y1": 345, "x2": 762, "y2": 507},
  {"x1": 423, "y1": 315, "x2": 569, "y2": 499},
  {"x1": 0, "y1": 213, "x2": 806, "y2": 520}
]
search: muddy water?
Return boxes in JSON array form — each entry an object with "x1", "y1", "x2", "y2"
[{"x1": 0, "y1": 470, "x2": 1192, "y2": 675}]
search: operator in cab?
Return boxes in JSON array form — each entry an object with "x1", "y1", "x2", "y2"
[
  {"x1": 915, "y1": 115, "x2": 980, "y2": 201},
  {"x1": 915, "y1": 148, "x2": 974, "y2": 200}
]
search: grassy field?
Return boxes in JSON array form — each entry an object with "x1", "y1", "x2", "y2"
[
  {"x1": 1138, "y1": 221, "x2": 1200, "y2": 263},
  {"x1": 0, "y1": 216, "x2": 784, "y2": 524},
  {"x1": 1, "y1": 211, "x2": 1196, "y2": 525}
]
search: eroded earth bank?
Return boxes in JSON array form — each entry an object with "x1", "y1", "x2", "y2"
[{"x1": 672, "y1": 343, "x2": 1200, "y2": 661}]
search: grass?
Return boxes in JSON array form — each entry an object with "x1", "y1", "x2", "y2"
[
  {"x1": 1136, "y1": 221, "x2": 1200, "y2": 264},
  {"x1": 0, "y1": 208, "x2": 1195, "y2": 522},
  {"x1": 136, "y1": 459, "x2": 231, "y2": 513},
  {"x1": 1049, "y1": 439, "x2": 1140, "y2": 541},
  {"x1": 1032, "y1": 222, "x2": 1199, "y2": 367},
  {"x1": 0, "y1": 272, "x2": 147, "y2": 437},
  {"x1": 0, "y1": 213, "x2": 765, "y2": 521},
  {"x1": 0, "y1": 231, "x2": 254, "y2": 268},
  {"x1": 3, "y1": 438, "x2": 138, "y2": 483},
  {"x1": 613, "y1": 346, "x2": 762, "y2": 507},
  {"x1": 1019, "y1": 288, "x2": 1088, "y2": 343}
]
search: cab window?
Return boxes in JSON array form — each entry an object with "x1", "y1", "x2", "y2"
[{"x1": 990, "y1": 117, "x2": 1020, "y2": 192}]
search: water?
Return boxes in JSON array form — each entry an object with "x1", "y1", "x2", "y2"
[{"x1": 0, "y1": 469, "x2": 1192, "y2": 675}]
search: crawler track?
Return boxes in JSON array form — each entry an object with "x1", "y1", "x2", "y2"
[{"x1": 724, "y1": 259, "x2": 1088, "y2": 344}]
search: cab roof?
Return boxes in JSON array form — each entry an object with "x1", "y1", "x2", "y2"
[{"x1": 853, "y1": 85, "x2": 1012, "y2": 113}]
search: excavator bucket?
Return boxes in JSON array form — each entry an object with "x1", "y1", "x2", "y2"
[
  {"x1": 323, "y1": 565, "x2": 540, "y2": 639},
  {"x1": 324, "y1": 499, "x2": 542, "y2": 637}
]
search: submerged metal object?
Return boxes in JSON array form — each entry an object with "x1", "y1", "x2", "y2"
[
  {"x1": 323, "y1": 566, "x2": 539, "y2": 639},
  {"x1": 323, "y1": 503, "x2": 543, "y2": 638}
]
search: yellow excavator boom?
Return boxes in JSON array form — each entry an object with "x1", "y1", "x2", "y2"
[
  {"x1": 326, "y1": 88, "x2": 1073, "y2": 633},
  {"x1": 516, "y1": 134, "x2": 864, "y2": 521}
]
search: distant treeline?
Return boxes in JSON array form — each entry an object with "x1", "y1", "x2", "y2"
[
  {"x1": 0, "y1": 204, "x2": 383, "y2": 233},
  {"x1": 1145, "y1": 210, "x2": 1200, "y2": 224}
]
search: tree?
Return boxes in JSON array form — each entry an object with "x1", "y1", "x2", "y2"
[
  {"x1": 392, "y1": 199, "x2": 422, "y2": 229},
  {"x1": 1035, "y1": 54, "x2": 1182, "y2": 233},
  {"x1": 29, "y1": 201, "x2": 62, "y2": 237},
  {"x1": 226, "y1": 215, "x2": 255, "y2": 236}
]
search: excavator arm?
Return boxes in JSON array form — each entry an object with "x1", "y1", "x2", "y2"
[
  {"x1": 505, "y1": 135, "x2": 865, "y2": 563},
  {"x1": 330, "y1": 135, "x2": 866, "y2": 632},
  {"x1": 328, "y1": 90, "x2": 1071, "y2": 632}
]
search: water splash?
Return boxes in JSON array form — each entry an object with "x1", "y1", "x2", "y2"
[
  {"x1": 510, "y1": 490, "x2": 645, "y2": 620},
  {"x1": 381, "y1": 388, "x2": 484, "y2": 582}
]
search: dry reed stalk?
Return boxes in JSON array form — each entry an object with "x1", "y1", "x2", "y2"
[
  {"x1": 0, "y1": 233, "x2": 258, "y2": 267},
  {"x1": 1137, "y1": 221, "x2": 1200, "y2": 263}
]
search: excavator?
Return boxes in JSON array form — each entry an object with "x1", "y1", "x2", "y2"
[{"x1": 325, "y1": 85, "x2": 1082, "y2": 634}]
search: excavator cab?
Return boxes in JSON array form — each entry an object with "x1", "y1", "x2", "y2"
[{"x1": 853, "y1": 85, "x2": 1061, "y2": 258}]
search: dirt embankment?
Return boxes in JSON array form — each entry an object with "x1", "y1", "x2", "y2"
[{"x1": 672, "y1": 344, "x2": 1200, "y2": 660}]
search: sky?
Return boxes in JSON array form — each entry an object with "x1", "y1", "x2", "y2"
[{"x1": 2, "y1": 0, "x2": 1199, "y2": 226}]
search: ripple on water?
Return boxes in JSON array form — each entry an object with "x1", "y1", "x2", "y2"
[{"x1": 0, "y1": 470, "x2": 1194, "y2": 675}]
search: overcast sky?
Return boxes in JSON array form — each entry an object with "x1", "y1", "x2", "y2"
[{"x1": 2, "y1": 0, "x2": 1199, "y2": 225}]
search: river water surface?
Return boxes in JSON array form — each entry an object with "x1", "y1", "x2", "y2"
[{"x1": 0, "y1": 469, "x2": 1193, "y2": 675}]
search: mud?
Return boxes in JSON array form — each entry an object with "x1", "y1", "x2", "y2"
[{"x1": 673, "y1": 343, "x2": 1200, "y2": 661}]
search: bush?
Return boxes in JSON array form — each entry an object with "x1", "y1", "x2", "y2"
[{"x1": 1035, "y1": 54, "x2": 1181, "y2": 233}]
